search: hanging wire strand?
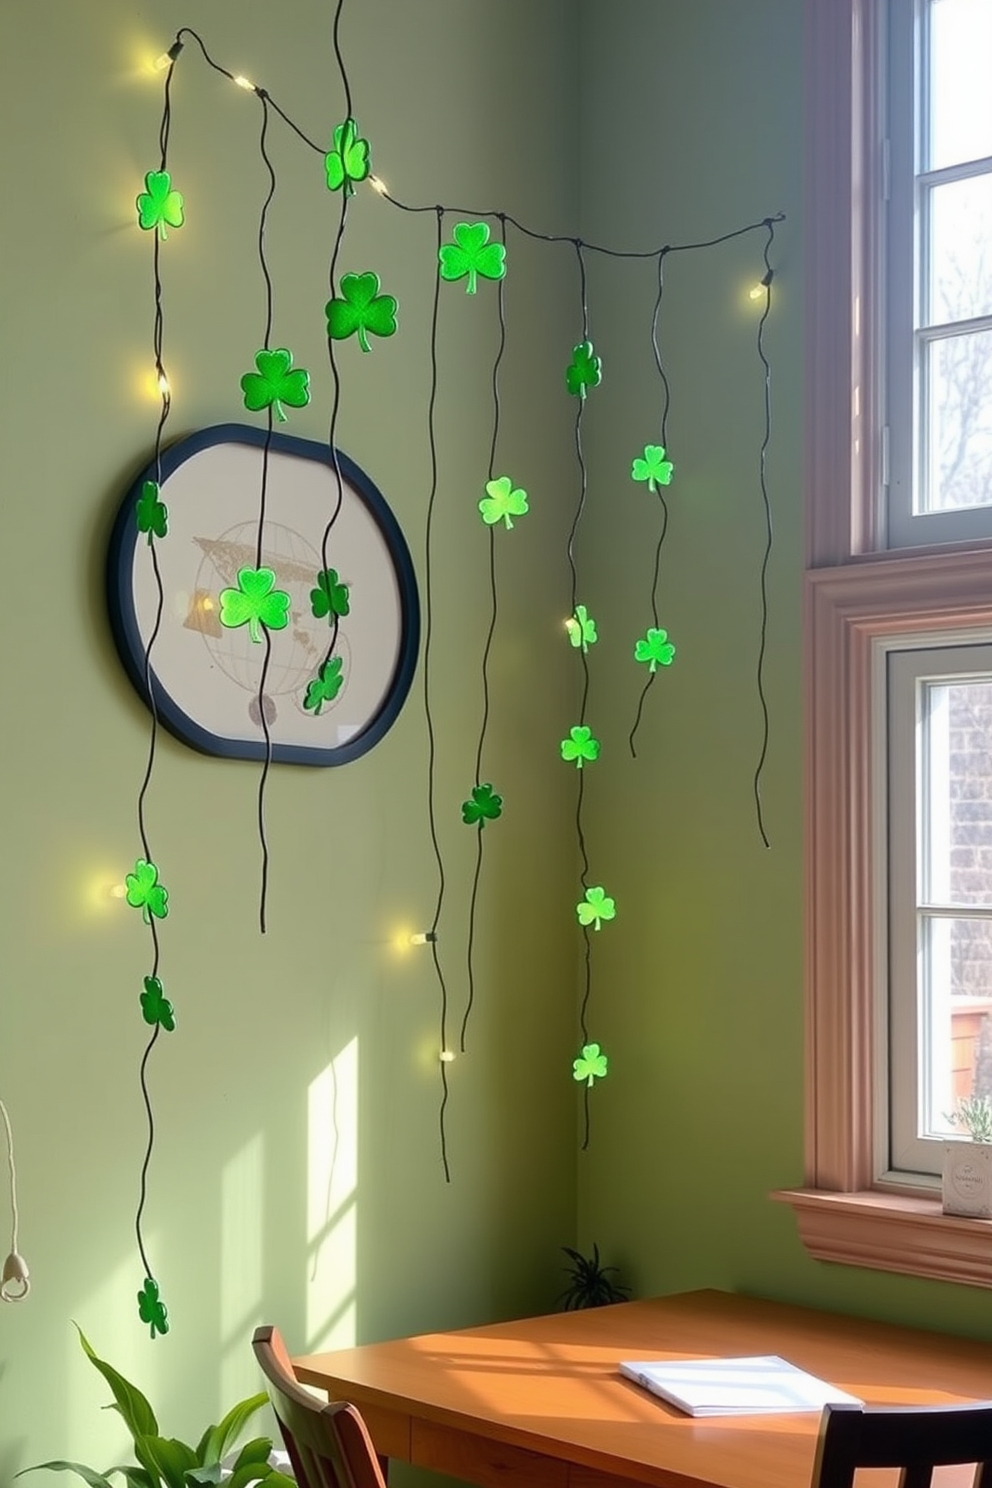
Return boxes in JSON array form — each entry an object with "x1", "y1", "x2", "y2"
[
  {"x1": 752, "y1": 220, "x2": 777, "y2": 849},
  {"x1": 461, "y1": 219, "x2": 508, "y2": 1054}
]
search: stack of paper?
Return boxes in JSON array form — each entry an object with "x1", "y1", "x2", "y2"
[{"x1": 618, "y1": 1354, "x2": 862, "y2": 1418}]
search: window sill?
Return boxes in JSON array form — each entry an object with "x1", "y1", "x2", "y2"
[{"x1": 772, "y1": 1188, "x2": 992, "y2": 1288}]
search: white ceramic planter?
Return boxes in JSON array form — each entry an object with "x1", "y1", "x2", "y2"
[{"x1": 941, "y1": 1139, "x2": 992, "y2": 1218}]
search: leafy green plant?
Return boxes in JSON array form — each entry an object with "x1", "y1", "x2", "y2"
[
  {"x1": 20, "y1": 1328, "x2": 293, "y2": 1488},
  {"x1": 946, "y1": 1094, "x2": 992, "y2": 1143},
  {"x1": 557, "y1": 1244, "x2": 631, "y2": 1311}
]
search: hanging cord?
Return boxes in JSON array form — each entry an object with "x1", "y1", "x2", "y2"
[
  {"x1": 461, "y1": 215, "x2": 508, "y2": 1054},
  {"x1": 751, "y1": 219, "x2": 777, "y2": 849},
  {"x1": 0, "y1": 1099, "x2": 29, "y2": 1302},
  {"x1": 629, "y1": 246, "x2": 672, "y2": 758}
]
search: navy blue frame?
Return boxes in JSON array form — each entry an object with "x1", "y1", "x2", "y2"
[{"x1": 106, "y1": 423, "x2": 420, "y2": 767}]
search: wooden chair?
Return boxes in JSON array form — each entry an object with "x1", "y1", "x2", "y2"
[
  {"x1": 252, "y1": 1325, "x2": 386, "y2": 1488},
  {"x1": 813, "y1": 1401, "x2": 992, "y2": 1488}
]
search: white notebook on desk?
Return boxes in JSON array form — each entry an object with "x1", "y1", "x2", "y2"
[{"x1": 619, "y1": 1354, "x2": 862, "y2": 1417}]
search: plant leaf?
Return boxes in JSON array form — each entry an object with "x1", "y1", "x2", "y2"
[
  {"x1": 76, "y1": 1326, "x2": 158, "y2": 1442},
  {"x1": 17, "y1": 1465, "x2": 116, "y2": 1488},
  {"x1": 137, "y1": 1440, "x2": 194, "y2": 1488},
  {"x1": 199, "y1": 1397, "x2": 269, "y2": 1468}
]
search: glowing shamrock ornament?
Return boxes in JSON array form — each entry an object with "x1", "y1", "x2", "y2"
[
  {"x1": 631, "y1": 444, "x2": 674, "y2": 492},
  {"x1": 634, "y1": 627, "x2": 676, "y2": 672},
  {"x1": 136, "y1": 170, "x2": 184, "y2": 239},
  {"x1": 561, "y1": 725, "x2": 600, "y2": 767},
  {"x1": 438, "y1": 222, "x2": 507, "y2": 294},
  {"x1": 565, "y1": 340, "x2": 602, "y2": 398},
  {"x1": 326, "y1": 272, "x2": 397, "y2": 352},
  {"x1": 125, "y1": 859, "x2": 169, "y2": 923},
  {"x1": 324, "y1": 118, "x2": 371, "y2": 196},
  {"x1": 136, "y1": 480, "x2": 168, "y2": 543},
  {"x1": 576, "y1": 885, "x2": 616, "y2": 931},
  {"x1": 461, "y1": 783, "x2": 503, "y2": 827},
  {"x1": 137, "y1": 1276, "x2": 169, "y2": 1338},
  {"x1": 219, "y1": 568, "x2": 291, "y2": 644},
  {"x1": 310, "y1": 568, "x2": 350, "y2": 621},
  {"x1": 565, "y1": 604, "x2": 597, "y2": 652},
  {"x1": 304, "y1": 655, "x2": 344, "y2": 715},
  {"x1": 479, "y1": 475, "x2": 528, "y2": 530},
  {"x1": 140, "y1": 975, "x2": 176, "y2": 1032},
  {"x1": 240, "y1": 348, "x2": 310, "y2": 422},
  {"x1": 573, "y1": 1043, "x2": 609, "y2": 1087}
]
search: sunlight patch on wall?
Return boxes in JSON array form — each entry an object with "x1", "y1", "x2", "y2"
[
  {"x1": 307, "y1": 1038, "x2": 357, "y2": 1352},
  {"x1": 219, "y1": 1131, "x2": 264, "y2": 1405}
]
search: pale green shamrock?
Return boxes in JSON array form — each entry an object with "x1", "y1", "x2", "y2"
[
  {"x1": 634, "y1": 627, "x2": 676, "y2": 672},
  {"x1": 572, "y1": 1043, "x2": 609, "y2": 1087},
  {"x1": 479, "y1": 475, "x2": 528, "y2": 530},
  {"x1": 576, "y1": 885, "x2": 616, "y2": 931},
  {"x1": 565, "y1": 604, "x2": 597, "y2": 652},
  {"x1": 560, "y1": 725, "x2": 600, "y2": 768},
  {"x1": 219, "y1": 568, "x2": 291, "y2": 644},
  {"x1": 438, "y1": 222, "x2": 507, "y2": 294},
  {"x1": 631, "y1": 444, "x2": 675, "y2": 492}
]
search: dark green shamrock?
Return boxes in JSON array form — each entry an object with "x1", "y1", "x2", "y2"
[
  {"x1": 565, "y1": 604, "x2": 598, "y2": 652},
  {"x1": 219, "y1": 567, "x2": 291, "y2": 644},
  {"x1": 310, "y1": 568, "x2": 350, "y2": 621},
  {"x1": 561, "y1": 725, "x2": 600, "y2": 767},
  {"x1": 324, "y1": 118, "x2": 371, "y2": 196},
  {"x1": 631, "y1": 444, "x2": 675, "y2": 492},
  {"x1": 326, "y1": 271, "x2": 397, "y2": 352},
  {"x1": 125, "y1": 859, "x2": 169, "y2": 924},
  {"x1": 137, "y1": 1276, "x2": 169, "y2": 1338},
  {"x1": 572, "y1": 1042, "x2": 609, "y2": 1087},
  {"x1": 576, "y1": 885, "x2": 616, "y2": 931},
  {"x1": 634, "y1": 626, "x2": 676, "y2": 672},
  {"x1": 136, "y1": 480, "x2": 168, "y2": 543},
  {"x1": 304, "y1": 655, "x2": 344, "y2": 715},
  {"x1": 565, "y1": 340, "x2": 602, "y2": 398},
  {"x1": 140, "y1": 975, "x2": 176, "y2": 1031},
  {"x1": 438, "y1": 222, "x2": 507, "y2": 295},
  {"x1": 136, "y1": 171, "x2": 184, "y2": 239},
  {"x1": 240, "y1": 348, "x2": 310, "y2": 422},
  {"x1": 461, "y1": 782, "x2": 503, "y2": 827},
  {"x1": 479, "y1": 475, "x2": 528, "y2": 530}
]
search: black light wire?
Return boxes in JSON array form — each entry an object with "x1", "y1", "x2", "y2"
[
  {"x1": 752, "y1": 220, "x2": 777, "y2": 849},
  {"x1": 629, "y1": 246, "x2": 672, "y2": 759},
  {"x1": 461, "y1": 215, "x2": 508, "y2": 1055}
]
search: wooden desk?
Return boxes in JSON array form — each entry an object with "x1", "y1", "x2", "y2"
[{"x1": 293, "y1": 1289, "x2": 992, "y2": 1488}]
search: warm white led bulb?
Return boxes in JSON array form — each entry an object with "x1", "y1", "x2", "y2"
[
  {"x1": 410, "y1": 930, "x2": 437, "y2": 946},
  {"x1": 440, "y1": 1049, "x2": 456, "y2": 1063},
  {"x1": 368, "y1": 175, "x2": 388, "y2": 196},
  {"x1": 234, "y1": 74, "x2": 256, "y2": 92}
]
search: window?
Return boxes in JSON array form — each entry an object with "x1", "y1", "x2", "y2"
[{"x1": 774, "y1": 0, "x2": 992, "y2": 1288}]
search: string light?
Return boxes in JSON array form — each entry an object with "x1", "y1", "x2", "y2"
[
  {"x1": 439, "y1": 1050, "x2": 456, "y2": 1064},
  {"x1": 233, "y1": 74, "x2": 258, "y2": 92},
  {"x1": 410, "y1": 931, "x2": 437, "y2": 946},
  {"x1": 368, "y1": 174, "x2": 388, "y2": 196},
  {"x1": 154, "y1": 39, "x2": 184, "y2": 71}
]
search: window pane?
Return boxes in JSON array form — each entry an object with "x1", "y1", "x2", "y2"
[
  {"x1": 928, "y1": 174, "x2": 992, "y2": 324},
  {"x1": 919, "y1": 916, "x2": 992, "y2": 1137},
  {"x1": 928, "y1": 0, "x2": 992, "y2": 171},
  {"x1": 922, "y1": 329, "x2": 992, "y2": 511},
  {"x1": 923, "y1": 679, "x2": 992, "y2": 904}
]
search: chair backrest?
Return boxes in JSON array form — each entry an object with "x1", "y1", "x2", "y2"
[
  {"x1": 252, "y1": 1325, "x2": 386, "y2": 1488},
  {"x1": 813, "y1": 1401, "x2": 992, "y2": 1488}
]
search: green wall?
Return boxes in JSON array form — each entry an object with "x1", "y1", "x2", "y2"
[
  {"x1": 5, "y1": 0, "x2": 992, "y2": 1479},
  {"x1": 575, "y1": 0, "x2": 992, "y2": 1342}
]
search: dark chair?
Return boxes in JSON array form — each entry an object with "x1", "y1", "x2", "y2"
[
  {"x1": 252, "y1": 1324, "x2": 386, "y2": 1488},
  {"x1": 813, "y1": 1401, "x2": 992, "y2": 1488}
]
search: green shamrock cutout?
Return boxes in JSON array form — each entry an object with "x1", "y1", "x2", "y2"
[
  {"x1": 240, "y1": 348, "x2": 310, "y2": 423},
  {"x1": 304, "y1": 655, "x2": 344, "y2": 715},
  {"x1": 576, "y1": 885, "x2": 616, "y2": 931},
  {"x1": 125, "y1": 859, "x2": 169, "y2": 924},
  {"x1": 140, "y1": 975, "x2": 176, "y2": 1032},
  {"x1": 634, "y1": 627, "x2": 676, "y2": 672},
  {"x1": 631, "y1": 444, "x2": 675, "y2": 492},
  {"x1": 479, "y1": 475, "x2": 529, "y2": 530},
  {"x1": 136, "y1": 480, "x2": 168, "y2": 543},
  {"x1": 573, "y1": 1042, "x2": 609, "y2": 1087},
  {"x1": 565, "y1": 604, "x2": 598, "y2": 652},
  {"x1": 461, "y1": 782, "x2": 503, "y2": 827},
  {"x1": 561, "y1": 725, "x2": 600, "y2": 768},
  {"x1": 326, "y1": 272, "x2": 398, "y2": 352},
  {"x1": 136, "y1": 170, "x2": 184, "y2": 239},
  {"x1": 219, "y1": 568, "x2": 291, "y2": 644},
  {"x1": 137, "y1": 1276, "x2": 169, "y2": 1338},
  {"x1": 311, "y1": 568, "x2": 350, "y2": 622},
  {"x1": 438, "y1": 222, "x2": 507, "y2": 295},
  {"x1": 324, "y1": 118, "x2": 371, "y2": 196},
  {"x1": 565, "y1": 340, "x2": 602, "y2": 398}
]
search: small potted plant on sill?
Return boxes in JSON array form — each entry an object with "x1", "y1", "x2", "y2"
[
  {"x1": 942, "y1": 1094, "x2": 992, "y2": 1218},
  {"x1": 19, "y1": 1327, "x2": 295, "y2": 1488}
]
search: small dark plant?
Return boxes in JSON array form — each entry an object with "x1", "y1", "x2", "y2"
[
  {"x1": 20, "y1": 1327, "x2": 294, "y2": 1488},
  {"x1": 557, "y1": 1244, "x2": 631, "y2": 1311}
]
